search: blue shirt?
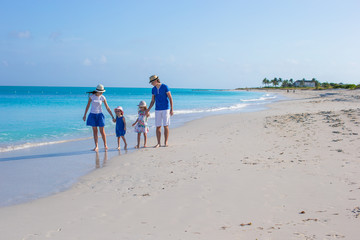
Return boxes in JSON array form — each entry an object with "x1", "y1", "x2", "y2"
[{"x1": 152, "y1": 84, "x2": 170, "y2": 110}]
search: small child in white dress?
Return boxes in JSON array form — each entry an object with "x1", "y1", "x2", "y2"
[{"x1": 132, "y1": 101, "x2": 150, "y2": 148}]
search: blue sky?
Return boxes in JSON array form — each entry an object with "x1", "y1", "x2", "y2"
[{"x1": 1, "y1": 0, "x2": 359, "y2": 89}]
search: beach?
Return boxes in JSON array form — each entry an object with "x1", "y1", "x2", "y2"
[{"x1": 0, "y1": 89, "x2": 359, "y2": 239}]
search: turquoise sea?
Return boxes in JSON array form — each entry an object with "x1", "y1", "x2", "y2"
[{"x1": 0, "y1": 86, "x2": 280, "y2": 206}]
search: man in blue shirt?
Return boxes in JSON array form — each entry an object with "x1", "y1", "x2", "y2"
[{"x1": 146, "y1": 75, "x2": 174, "y2": 148}]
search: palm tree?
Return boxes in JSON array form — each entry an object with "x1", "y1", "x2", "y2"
[
  {"x1": 289, "y1": 78, "x2": 294, "y2": 87},
  {"x1": 273, "y1": 78, "x2": 279, "y2": 87},
  {"x1": 262, "y1": 78, "x2": 270, "y2": 87},
  {"x1": 301, "y1": 78, "x2": 306, "y2": 87},
  {"x1": 281, "y1": 80, "x2": 289, "y2": 88},
  {"x1": 311, "y1": 78, "x2": 320, "y2": 89}
]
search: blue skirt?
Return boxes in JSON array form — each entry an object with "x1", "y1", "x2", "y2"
[{"x1": 86, "y1": 113, "x2": 105, "y2": 127}]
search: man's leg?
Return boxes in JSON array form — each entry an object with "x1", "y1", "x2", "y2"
[
  {"x1": 163, "y1": 109, "x2": 170, "y2": 147},
  {"x1": 155, "y1": 126, "x2": 161, "y2": 148},
  {"x1": 154, "y1": 110, "x2": 162, "y2": 148},
  {"x1": 164, "y1": 126, "x2": 169, "y2": 147}
]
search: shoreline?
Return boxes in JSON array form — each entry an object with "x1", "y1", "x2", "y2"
[
  {"x1": 0, "y1": 91, "x2": 280, "y2": 207},
  {"x1": 0, "y1": 89, "x2": 359, "y2": 239}
]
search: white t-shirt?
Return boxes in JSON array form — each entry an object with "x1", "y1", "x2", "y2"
[{"x1": 90, "y1": 94, "x2": 106, "y2": 114}]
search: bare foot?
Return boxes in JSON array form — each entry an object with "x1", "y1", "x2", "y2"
[
  {"x1": 154, "y1": 144, "x2": 160, "y2": 148},
  {"x1": 135, "y1": 145, "x2": 140, "y2": 149},
  {"x1": 117, "y1": 146, "x2": 121, "y2": 150},
  {"x1": 164, "y1": 144, "x2": 169, "y2": 147},
  {"x1": 92, "y1": 147, "x2": 99, "y2": 152},
  {"x1": 124, "y1": 144, "x2": 127, "y2": 150},
  {"x1": 104, "y1": 145, "x2": 108, "y2": 150},
  {"x1": 143, "y1": 145, "x2": 147, "y2": 148}
]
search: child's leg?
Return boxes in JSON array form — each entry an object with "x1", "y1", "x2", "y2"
[
  {"x1": 99, "y1": 127, "x2": 108, "y2": 150},
  {"x1": 135, "y1": 133, "x2": 141, "y2": 148},
  {"x1": 143, "y1": 132, "x2": 147, "y2": 147},
  {"x1": 92, "y1": 127, "x2": 99, "y2": 151},
  {"x1": 121, "y1": 136, "x2": 127, "y2": 150},
  {"x1": 117, "y1": 137, "x2": 120, "y2": 149}
]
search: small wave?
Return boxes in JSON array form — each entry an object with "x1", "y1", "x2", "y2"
[
  {"x1": 0, "y1": 137, "x2": 93, "y2": 153},
  {"x1": 240, "y1": 95, "x2": 277, "y2": 102},
  {"x1": 175, "y1": 103, "x2": 248, "y2": 115}
]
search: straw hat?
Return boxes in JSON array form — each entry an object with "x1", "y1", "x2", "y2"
[
  {"x1": 137, "y1": 100, "x2": 147, "y2": 107},
  {"x1": 114, "y1": 106, "x2": 123, "y2": 112},
  {"x1": 95, "y1": 84, "x2": 106, "y2": 92},
  {"x1": 149, "y1": 75, "x2": 159, "y2": 83}
]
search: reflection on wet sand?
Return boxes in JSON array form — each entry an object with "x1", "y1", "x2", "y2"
[{"x1": 95, "y1": 151, "x2": 107, "y2": 169}]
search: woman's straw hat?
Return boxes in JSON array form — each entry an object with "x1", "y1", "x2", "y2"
[
  {"x1": 149, "y1": 75, "x2": 159, "y2": 83},
  {"x1": 137, "y1": 100, "x2": 147, "y2": 107},
  {"x1": 95, "y1": 84, "x2": 106, "y2": 92}
]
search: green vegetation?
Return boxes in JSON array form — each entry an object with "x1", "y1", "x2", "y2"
[{"x1": 261, "y1": 77, "x2": 360, "y2": 90}]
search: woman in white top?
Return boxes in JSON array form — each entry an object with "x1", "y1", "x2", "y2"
[{"x1": 83, "y1": 84, "x2": 115, "y2": 151}]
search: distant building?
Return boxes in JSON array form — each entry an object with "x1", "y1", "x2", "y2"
[{"x1": 293, "y1": 80, "x2": 316, "y2": 88}]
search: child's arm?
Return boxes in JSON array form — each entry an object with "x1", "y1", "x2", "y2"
[
  {"x1": 103, "y1": 99, "x2": 115, "y2": 122},
  {"x1": 122, "y1": 117, "x2": 126, "y2": 130},
  {"x1": 83, "y1": 98, "x2": 91, "y2": 121},
  {"x1": 132, "y1": 118, "x2": 138, "y2": 127}
]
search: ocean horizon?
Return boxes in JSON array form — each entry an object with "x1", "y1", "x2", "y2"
[{"x1": 0, "y1": 86, "x2": 281, "y2": 207}]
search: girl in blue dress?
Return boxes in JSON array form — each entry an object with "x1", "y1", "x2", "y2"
[{"x1": 114, "y1": 106, "x2": 127, "y2": 150}]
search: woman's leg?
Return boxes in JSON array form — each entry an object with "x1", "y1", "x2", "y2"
[
  {"x1": 92, "y1": 127, "x2": 99, "y2": 151},
  {"x1": 99, "y1": 127, "x2": 108, "y2": 150}
]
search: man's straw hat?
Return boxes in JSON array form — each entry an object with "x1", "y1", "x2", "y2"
[{"x1": 149, "y1": 75, "x2": 159, "y2": 83}]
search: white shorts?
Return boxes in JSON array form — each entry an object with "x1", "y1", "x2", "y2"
[{"x1": 155, "y1": 110, "x2": 170, "y2": 127}]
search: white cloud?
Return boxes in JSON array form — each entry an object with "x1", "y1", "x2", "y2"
[
  {"x1": 49, "y1": 32, "x2": 61, "y2": 41},
  {"x1": 12, "y1": 30, "x2": 31, "y2": 39},
  {"x1": 169, "y1": 55, "x2": 176, "y2": 63},
  {"x1": 2, "y1": 60, "x2": 8, "y2": 67},
  {"x1": 83, "y1": 56, "x2": 108, "y2": 66},
  {"x1": 25, "y1": 61, "x2": 36, "y2": 66},
  {"x1": 286, "y1": 59, "x2": 299, "y2": 65},
  {"x1": 99, "y1": 55, "x2": 107, "y2": 64},
  {"x1": 83, "y1": 58, "x2": 92, "y2": 66}
]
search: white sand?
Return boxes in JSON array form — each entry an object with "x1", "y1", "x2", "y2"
[{"x1": 0, "y1": 89, "x2": 359, "y2": 239}]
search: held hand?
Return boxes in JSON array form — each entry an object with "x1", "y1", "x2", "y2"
[
  {"x1": 83, "y1": 116, "x2": 86, "y2": 121},
  {"x1": 170, "y1": 109, "x2": 174, "y2": 116},
  {"x1": 132, "y1": 123, "x2": 136, "y2": 127},
  {"x1": 145, "y1": 109, "x2": 150, "y2": 115},
  {"x1": 112, "y1": 118, "x2": 116, "y2": 123}
]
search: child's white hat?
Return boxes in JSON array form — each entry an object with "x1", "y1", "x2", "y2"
[
  {"x1": 114, "y1": 106, "x2": 123, "y2": 112},
  {"x1": 138, "y1": 101, "x2": 147, "y2": 107}
]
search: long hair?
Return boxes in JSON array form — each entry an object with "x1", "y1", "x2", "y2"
[{"x1": 86, "y1": 90, "x2": 97, "y2": 97}]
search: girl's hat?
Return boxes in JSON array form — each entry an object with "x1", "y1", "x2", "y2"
[
  {"x1": 114, "y1": 106, "x2": 123, "y2": 112},
  {"x1": 138, "y1": 101, "x2": 147, "y2": 107},
  {"x1": 95, "y1": 84, "x2": 106, "y2": 93}
]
